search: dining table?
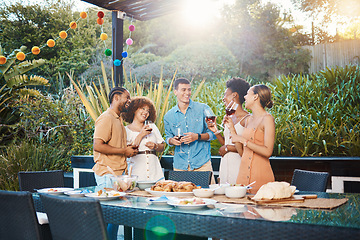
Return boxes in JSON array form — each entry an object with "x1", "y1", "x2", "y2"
[{"x1": 32, "y1": 186, "x2": 360, "y2": 240}]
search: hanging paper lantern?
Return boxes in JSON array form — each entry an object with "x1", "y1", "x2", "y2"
[
  {"x1": 31, "y1": 46, "x2": 40, "y2": 55},
  {"x1": 47, "y1": 39, "x2": 55, "y2": 47},
  {"x1": 97, "y1": 11, "x2": 104, "y2": 18},
  {"x1": 97, "y1": 18, "x2": 104, "y2": 25},
  {"x1": 129, "y1": 25, "x2": 135, "y2": 32},
  {"x1": 104, "y1": 49, "x2": 112, "y2": 56},
  {"x1": 126, "y1": 38, "x2": 133, "y2": 45},
  {"x1": 80, "y1": 12, "x2": 87, "y2": 19},
  {"x1": 114, "y1": 59, "x2": 121, "y2": 66},
  {"x1": 0, "y1": 56, "x2": 6, "y2": 65},
  {"x1": 100, "y1": 33, "x2": 108, "y2": 41},
  {"x1": 70, "y1": 21, "x2": 77, "y2": 29},
  {"x1": 59, "y1": 31, "x2": 67, "y2": 39},
  {"x1": 16, "y1": 52, "x2": 26, "y2": 61},
  {"x1": 122, "y1": 51, "x2": 128, "y2": 58}
]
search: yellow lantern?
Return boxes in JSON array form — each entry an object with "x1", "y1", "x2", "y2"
[{"x1": 32, "y1": 46, "x2": 40, "y2": 55}]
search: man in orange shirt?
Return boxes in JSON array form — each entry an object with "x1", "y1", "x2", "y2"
[
  {"x1": 93, "y1": 87, "x2": 138, "y2": 187},
  {"x1": 93, "y1": 87, "x2": 138, "y2": 240}
]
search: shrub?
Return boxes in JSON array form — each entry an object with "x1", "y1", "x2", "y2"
[
  {"x1": 271, "y1": 65, "x2": 360, "y2": 156},
  {"x1": 0, "y1": 140, "x2": 67, "y2": 190}
]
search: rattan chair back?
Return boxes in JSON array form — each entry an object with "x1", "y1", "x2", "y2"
[
  {"x1": 0, "y1": 190, "x2": 51, "y2": 240},
  {"x1": 18, "y1": 170, "x2": 64, "y2": 192},
  {"x1": 40, "y1": 194, "x2": 108, "y2": 240},
  {"x1": 168, "y1": 170, "x2": 212, "y2": 188},
  {"x1": 291, "y1": 169, "x2": 329, "y2": 192}
]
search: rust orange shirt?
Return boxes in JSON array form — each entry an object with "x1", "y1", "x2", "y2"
[{"x1": 93, "y1": 108, "x2": 127, "y2": 176}]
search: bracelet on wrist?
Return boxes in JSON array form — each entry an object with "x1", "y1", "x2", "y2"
[{"x1": 214, "y1": 130, "x2": 221, "y2": 135}]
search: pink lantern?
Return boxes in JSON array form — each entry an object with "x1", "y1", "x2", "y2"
[
  {"x1": 126, "y1": 38, "x2": 133, "y2": 45},
  {"x1": 129, "y1": 25, "x2": 135, "y2": 32}
]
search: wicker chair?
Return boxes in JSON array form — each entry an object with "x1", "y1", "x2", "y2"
[
  {"x1": 291, "y1": 169, "x2": 329, "y2": 192},
  {"x1": 168, "y1": 170, "x2": 212, "y2": 188},
  {"x1": 18, "y1": 170, "x2": 64, "y2": 193},
  {"x1": 0, "y1": 190, "x2": 52, "y2": 240},
  {"x1": 40, "y1": 193, "x2": 108, "y2": 240}
]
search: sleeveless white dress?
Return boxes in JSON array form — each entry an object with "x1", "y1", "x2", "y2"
[
  {"x1": 125, "y1": 123, "x2": 164, "y2": 181},
  {"x1": 219, "y1": 120, "x2": 245, "y2": 184}
]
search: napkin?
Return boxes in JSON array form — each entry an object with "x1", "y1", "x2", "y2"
[{"x1": 36, "y1": 212, "x2": 49, "y2": 225}]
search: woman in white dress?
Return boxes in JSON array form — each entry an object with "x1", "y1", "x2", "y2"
[
  {"x1": 206, "y1": 78, "x2": 250, "y2": 184},
  {"x1": 122, "y1": 97, "x2": 165, "y2": 181}
]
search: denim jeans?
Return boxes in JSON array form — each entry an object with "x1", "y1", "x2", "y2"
[{"x1": 95, "y1": 173, "x2": 119, "y2": 240}]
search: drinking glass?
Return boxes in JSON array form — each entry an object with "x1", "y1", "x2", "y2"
[
  {"x1": 176, "y1": 127, "x2": 185, "y2": 153},
  {"x1": 204, "y1": 108, "x2": 216, "y2": 123}
]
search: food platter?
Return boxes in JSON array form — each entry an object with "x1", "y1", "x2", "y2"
[
  {"x1": 167, "y1": 199, "x2": 217, "y2": 210},
  {"x1": 85, "y1": 192, "x2": 126, "y2": 201},
  {"x1": 145, "y1": 188, "x2": 194, "y2": 197},
  {"x1": 37, "y1": 187, "x2": 74, "y2": 195}
]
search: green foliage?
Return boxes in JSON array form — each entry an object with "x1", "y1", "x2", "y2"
[
  {"x1": 127, "y1": 41, "x2": 238, "y2": 83},
  {"x1": 221, "y1": 0, "x2": 312, "y2": 80},
  {"x1": 0, "y1": 140, "x2": 67, "y2": 190},
  {"x1": 271, "y1": 65, "x2": 360, "y2": 156},
  {"x1": 0, "y1": 1, "x2": 111, "y2": 92}
]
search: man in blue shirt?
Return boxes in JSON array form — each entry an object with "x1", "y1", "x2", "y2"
[{"x1": 164, "y1": 78, "x2": 216, "y2": 183}]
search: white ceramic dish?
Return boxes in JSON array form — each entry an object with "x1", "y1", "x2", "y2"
[
  {"x1": 225, "y1": 186, "x2": 247, "y2": 198},
  {"x1": 145, "y1": 196, "x2": 177, "y2": 206},
  {"x1": 85, "y1": 192, "x2": 126, "y2": 201},
  {"x1": 193, "y1": 188, "x2": 214, "y2": 198},
  {"x1": 145, "y1": 188, "x2": 194, "y2": 197},
  {"x1": 64, "y1": 190, "x2": 86, "y2": 197},
  {"x1": 137, "y1": 181, "x2": 156, "y2": 190},
  {"x1": 37, "y1": 187, "x2": 74, "y2": 195},
  {"x1": 167, "y1": 199, "x2": 217, "y2": 210},
  {"x1": 209, "y1": 184, "x2": 230, "y2": 195}
]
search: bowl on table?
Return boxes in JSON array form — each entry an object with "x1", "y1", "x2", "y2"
[
  {"x1": 110, "y1": 175, "x2": 138, "y2": 192},
  {"x1": 193, "y1": 188, "x2": 214, "y2": 198},
  {"x1": 225, "y1": 186, "x2": 247, "y2": 198},
  {"x1": 209, "y1": 183, "x2": 230, "y2": 195},
  {"x1": 137, "y1": 181, "x2": 156, "y2": 190}
]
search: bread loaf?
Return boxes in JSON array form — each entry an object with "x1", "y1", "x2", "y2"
[{"x1": 253, "y1": 182, "x2": 296, "y2": 200}]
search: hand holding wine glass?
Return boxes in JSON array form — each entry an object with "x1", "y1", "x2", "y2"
[{"x1": 144, "y1": 120, "x2": 153, "y2": 132}]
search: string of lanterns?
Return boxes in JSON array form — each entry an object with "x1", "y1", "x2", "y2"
[{"x1": 0, "y1": 10, "x2": 135, "y2": 68}]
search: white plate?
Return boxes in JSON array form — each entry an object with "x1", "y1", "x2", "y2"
[
  {"x1": 37, "y1": 187, "x2": 74, "y2": 195},
  {"x1": 146, "y1": 197, "x2": 177, "y2": 206},
  {"x1": 167, "y1": 199, "x2": 217, "y2": 210},
  {"x1": 215, "y1": 203, "x2": 247, "y2": 213},
  {"x1": 145, "y1": 188, "x2": 194, "y2": 197},
  {"x1": 64, "y1": 190, "x2": 86, "y2": 197},
  {"x1": 85, "y1": 192, "x2": 126, "y2": 200}
]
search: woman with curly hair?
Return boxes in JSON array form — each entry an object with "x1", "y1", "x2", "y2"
[
  {"x1": 206, "y1": 77, "x2": 250, "y2": 184},
  {"x1": 122, "y1": 96, "x2": 165, "y2": 181}
]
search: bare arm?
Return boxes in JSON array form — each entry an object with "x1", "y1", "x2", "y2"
[
  {"x1": 206, "y1": 116, "x2": 225, "y2": 145},
  {"x1": 93, "y1": 138, "x2": 138, "y2": 157},
  {"x1": 231, "y1": 115, "x2": 275, "y2": 158}
]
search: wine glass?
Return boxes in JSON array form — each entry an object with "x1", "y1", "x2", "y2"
[
  {"x1": 144, "y1": 120, "x2": 153, "y2": 132},
  {"x1": 225, "y1": 102, "x2": 238, "y2": 116},
  {"x1": 176, "y1": 127, "x2": 185, "y2": 153},
  {"x1": 204, "y1": 108, "x2": 216, "y2": 123}
]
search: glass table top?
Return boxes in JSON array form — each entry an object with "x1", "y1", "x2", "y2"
[{"x1": 80, "y1": 186, "x2": 360, "y2": 230}]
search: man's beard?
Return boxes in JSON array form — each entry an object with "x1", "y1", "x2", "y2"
[{"x1": 120, "y1": 103, "x2": 128, "y2": 113}]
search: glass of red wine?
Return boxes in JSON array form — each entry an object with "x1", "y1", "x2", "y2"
[
  {"x1": 204, "y1": 108, "x2": 216, "y2": 123},
  {"x1": 144, "y1": 120, "x2": 153, "y2": 132},
  {"x1": 176, "y1": 127, "x2": 185, "y2": 153},
  {"x1": 225, "y1": 102, "x2": 238, "y2": 116}
]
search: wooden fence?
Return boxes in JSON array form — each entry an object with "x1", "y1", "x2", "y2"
[{"x1": 302, "y1": 40, "x2": 360, "y2": 73}]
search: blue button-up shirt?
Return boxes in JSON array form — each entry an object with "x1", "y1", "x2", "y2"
[{"x1": 164, "y1": 100, "x2": 216, "y2": 170}]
